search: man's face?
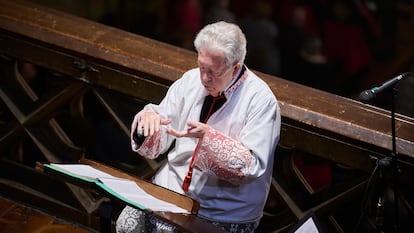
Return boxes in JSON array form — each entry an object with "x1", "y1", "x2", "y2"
[{"x1": 198, "y1": 48, "x2": 238, "y2": 97}]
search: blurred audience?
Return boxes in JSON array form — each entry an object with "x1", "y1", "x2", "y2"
[
  {"x1": 203, "y1": 0, "x2": 236, "y2": 25},
  {"x1": 240, "y1": 0, "x2": 281, "y2": 75},
  {"x1": 96, "y1": 0, "x2": 401, "y2": 99},
  {"x1": 278, "y1": 3, "x2": 318, "y2": 79},
  {"x1": 170, "y1": 0, "x2": 202, "y2": 50},
  {"x1": 321, "y1": 0, "x2": 373, "y2": 95},
  {"x1": 293, "y1": 34, "x2": 338, "y2": 91}
]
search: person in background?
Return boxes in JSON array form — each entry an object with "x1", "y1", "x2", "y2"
[
  {"x1": 116, "y1": 21, "x2": 281, "y2": 233},
  {"x1": 240, "y1": 0, "x2": 281, "y2": 76},
  {"x1": 203, "y1": 0, "x2": 237, "y2": 25},
  {"x1": 293, "y1": 34, "x2": 338, "y2": 91},
  {"x1": 170, "y1": 0, "x2": 202, "y2": 50}
]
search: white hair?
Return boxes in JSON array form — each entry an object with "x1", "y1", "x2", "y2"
[{"x1": 194, "y1": 21, "x2": 247, "y2": 67}]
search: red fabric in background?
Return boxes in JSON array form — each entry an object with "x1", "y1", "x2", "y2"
[
  {"x1": 293, "y1": 153, "x2": 332, "y2": 192},
  {"x1": 323, "y1": 20, "x2": 372, "y2": 74}
]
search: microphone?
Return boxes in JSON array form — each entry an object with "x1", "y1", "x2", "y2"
[{"x1": 359, "y1": 73, "x2": 407, "y2": 103}]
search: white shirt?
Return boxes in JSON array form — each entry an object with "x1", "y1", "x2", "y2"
[{"x1": 133, "y1": 66, "x2": 281, "y2": 224}]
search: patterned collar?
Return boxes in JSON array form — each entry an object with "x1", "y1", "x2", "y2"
[{"x1": 224, "y1": 65, "x2": 248, "y2": 96}]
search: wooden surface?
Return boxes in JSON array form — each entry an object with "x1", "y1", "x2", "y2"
[{"x1": 0, "y1": 196, "x2": 95, "y2": 233}]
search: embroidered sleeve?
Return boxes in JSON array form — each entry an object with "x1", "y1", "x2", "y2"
[
  {"x1": 131, "y1": 129, "x2": 163, "y2": 159},
  {"x1": 193, "y1": 126, "x2": 255, "y2": 183}
]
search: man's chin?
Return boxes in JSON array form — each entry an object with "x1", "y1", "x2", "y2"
[
  {"x1": 204, "y1": 87, "x2": 217, "y2": 95},
  {"x1": 209, "y1": 91, "x2": 220, "y2": 97}
]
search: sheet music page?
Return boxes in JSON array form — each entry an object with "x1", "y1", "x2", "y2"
[
  {"x1": 294, "y1": 217, "x2": 320, "y2": 233},
  {"x1": 50, "y1": 164, "x2": 189, "y2": 214},
  {"x1": 100, "y1": 177, "x2": 189, "y2": 214},
  {"x1": 51, "y1": 164, "x2": 118, "y2": 179}
]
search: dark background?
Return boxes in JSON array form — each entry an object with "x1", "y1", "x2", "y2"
[{"x1": 28, "y1": 0, "x2": 414, "y2": 116}]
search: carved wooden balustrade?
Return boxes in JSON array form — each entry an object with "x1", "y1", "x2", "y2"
[{"x1": 1, "y1": 0, "x2": 413, "y2": 232}]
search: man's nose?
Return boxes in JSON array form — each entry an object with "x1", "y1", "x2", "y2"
[{"x1": 201, "y1": 73, "x2": 211, "y2": 83}]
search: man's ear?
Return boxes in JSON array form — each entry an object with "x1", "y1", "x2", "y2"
[{"x1": 233, "y1": 63, "x2": 241, "y2": 73}]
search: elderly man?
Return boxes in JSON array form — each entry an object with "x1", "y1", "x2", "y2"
[{"x1": 116, "y1": 21, "x2": 281, "y2": 233}]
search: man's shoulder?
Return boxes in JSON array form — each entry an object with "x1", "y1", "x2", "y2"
[
  {"x1": 244, "y1": 70, "x2": 276, "y2": 99},
  {"x1": 182, "y1": 67, "x2": 199, "y2": 77}
]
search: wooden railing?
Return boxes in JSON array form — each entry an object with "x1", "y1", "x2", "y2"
[{"x1": 1, "y1": 0, "x2": 414, "y2": 232}]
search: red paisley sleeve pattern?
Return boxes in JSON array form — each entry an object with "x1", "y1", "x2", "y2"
[
  {"x1": 134, "y1": 130, "x2": 162, "y2": 159},
  {"x1": 193, "y1": 127, "x2": 255, "y2": 183}
]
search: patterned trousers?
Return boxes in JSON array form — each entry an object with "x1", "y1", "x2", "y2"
[{"x1": 116, "y1": 206, "x2": 258, "y2": 233}]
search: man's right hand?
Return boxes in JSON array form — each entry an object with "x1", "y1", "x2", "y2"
[{"x1": 131, "y1": 110, "x2": 171, "y2": 138}]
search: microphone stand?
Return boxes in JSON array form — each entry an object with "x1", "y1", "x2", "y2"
[
  {"x1": 372, "y1": 86, "x2": 400, "y2": 232},
  {"x1": 354, "y1": 72, "x2": 414, "y2": 233},
  {"x1": 354, "y1": 87, "x2": 401, "y2": 233},
  {"x1": 388, "y1": 86, "x2": 400, "y2": 232}
]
